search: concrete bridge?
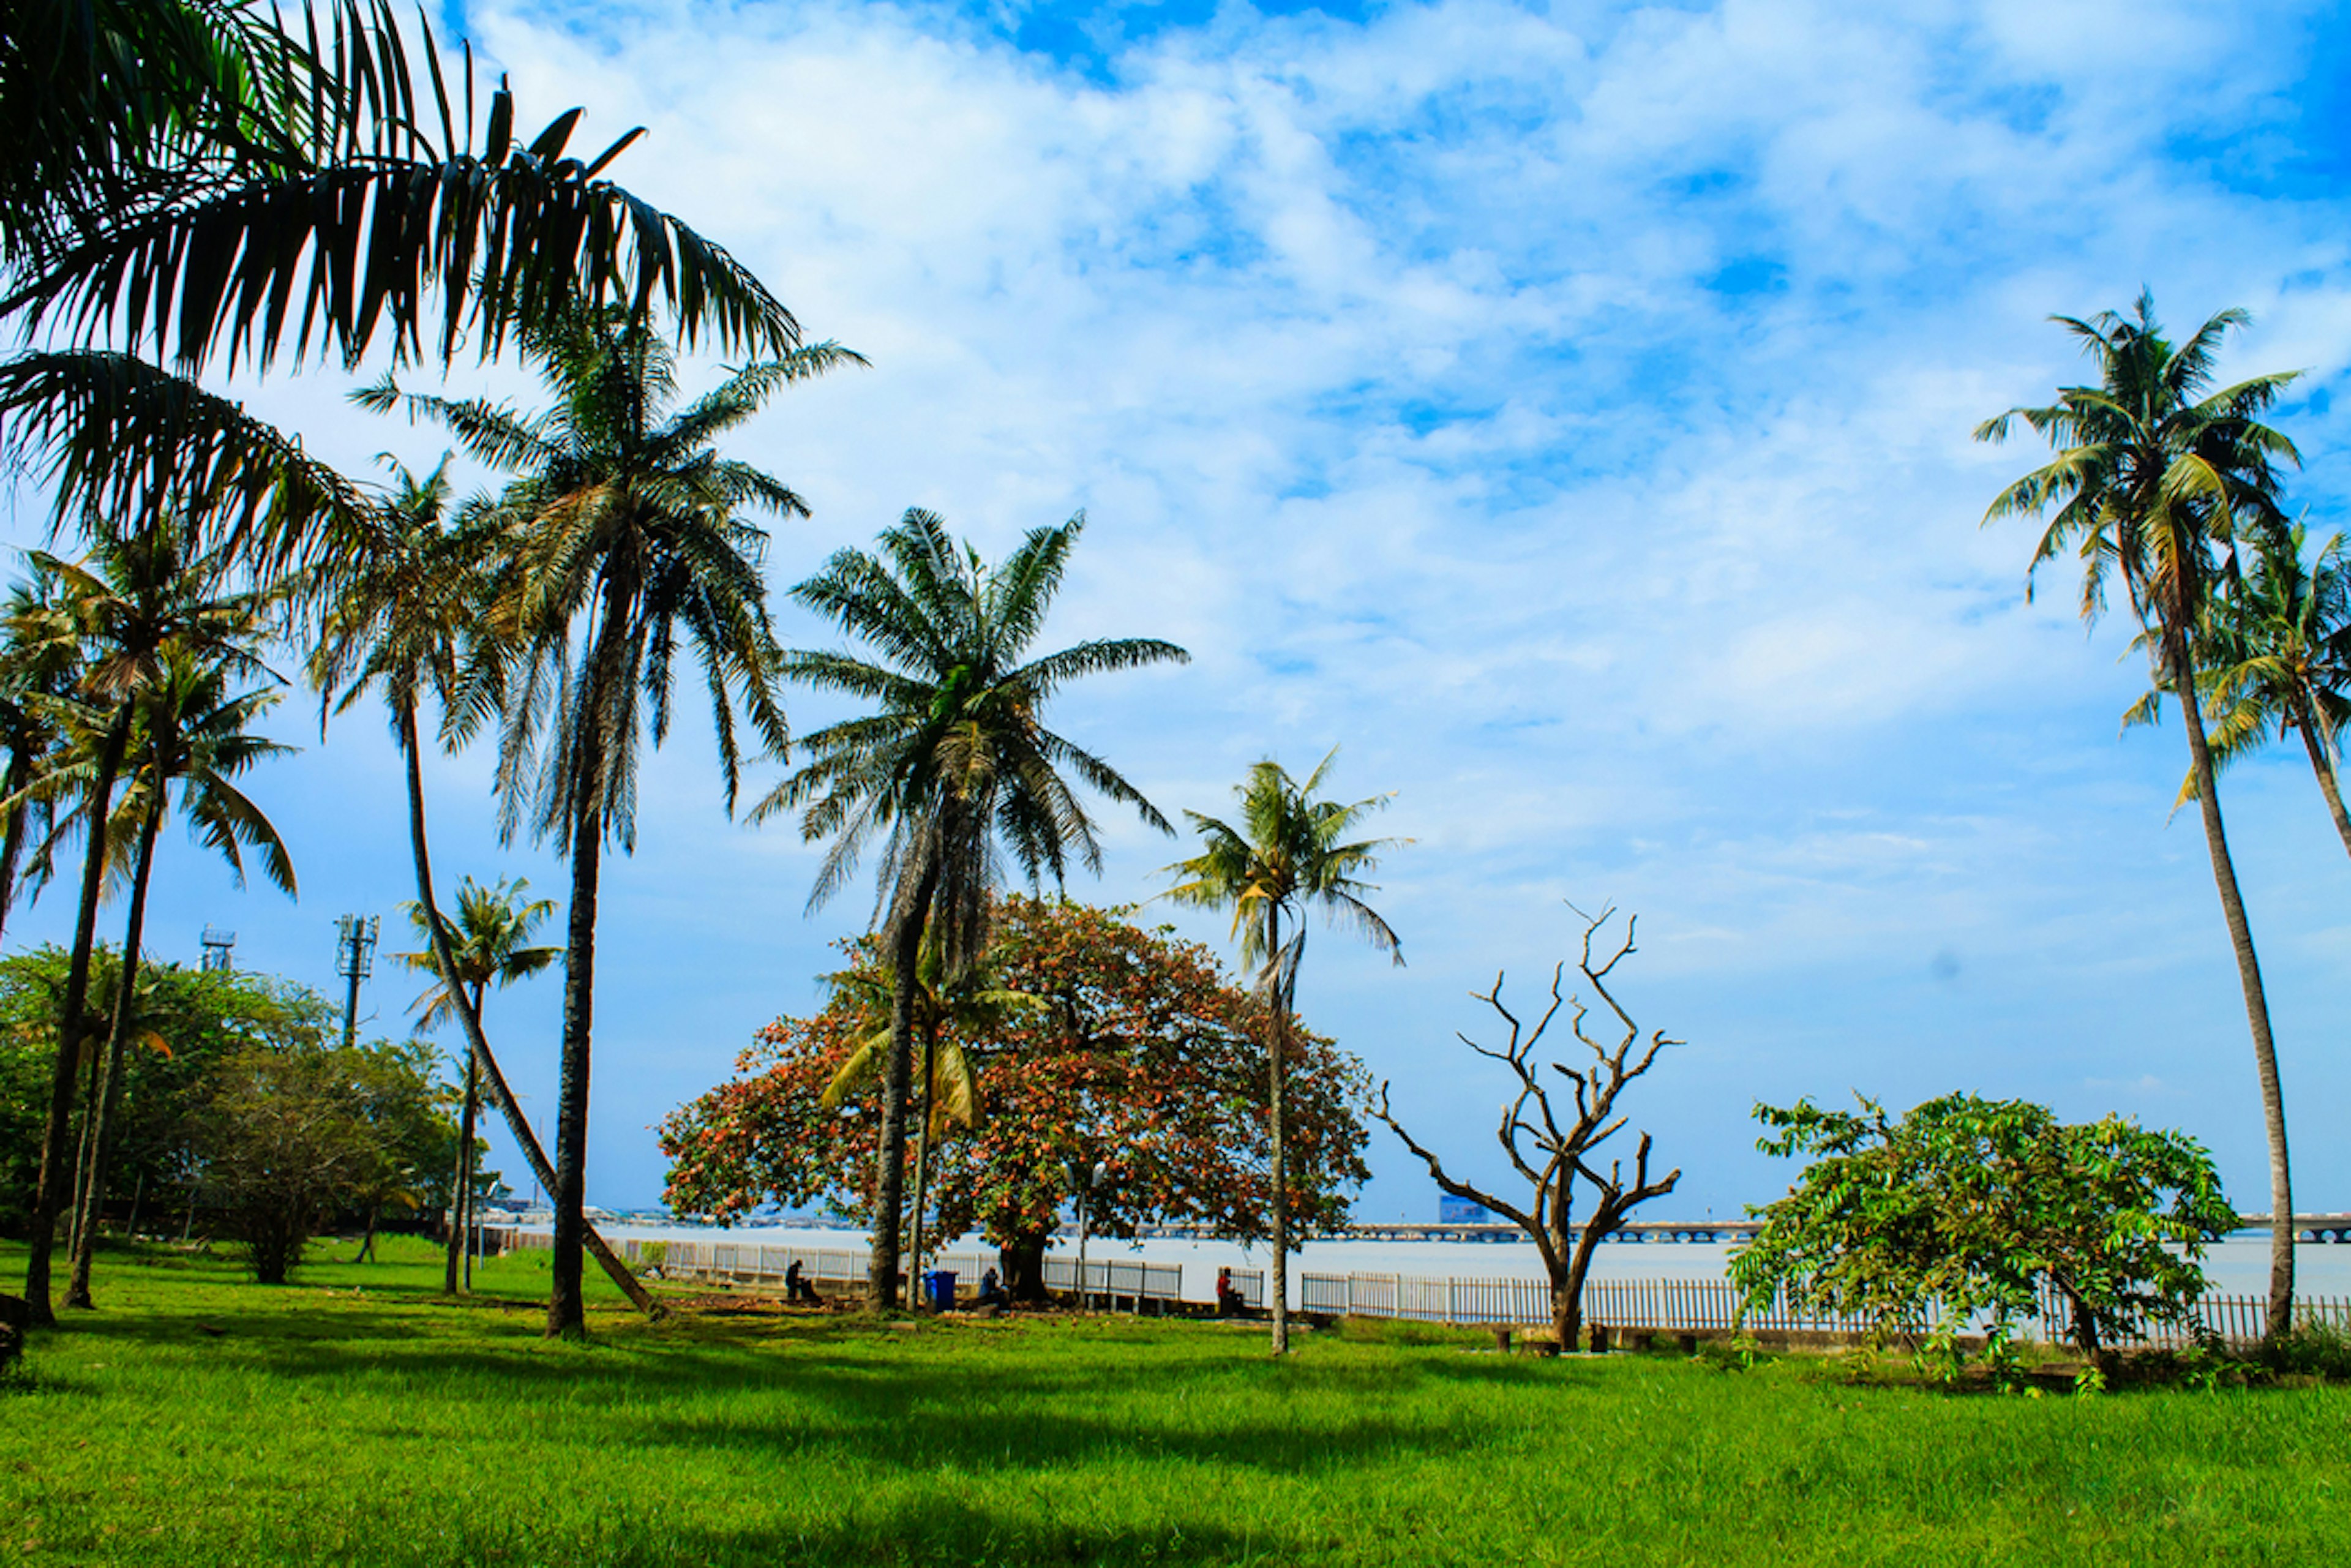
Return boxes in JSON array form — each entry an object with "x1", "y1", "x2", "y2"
[
  {"x1": 2236, "y1": 1212, "x2": 2351, "y2": 1243},
  {"x1": 1136, "y1": 1213, "x2": 2351, "y2": 1244}
]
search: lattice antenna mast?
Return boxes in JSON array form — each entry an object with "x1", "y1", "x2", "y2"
[{"x1": 335, "y1": 914, "x2": 380, "y2": 1049}]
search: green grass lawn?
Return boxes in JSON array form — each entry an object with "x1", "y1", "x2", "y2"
[{"x1": 2, "y1": 1237, "x2": 2345, "y2": 1567}]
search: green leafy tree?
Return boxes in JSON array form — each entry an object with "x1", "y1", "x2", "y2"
[
  {"x1": 755, "y1": 510, "x2": 1187, "y2": 1308},
  {"x1": 662, "y1": 897, "x2": 1373, "y2": 1300},
  {"x1": 392, "y1": 875, "x2": 559, "y2": 1294},
  {"x1": 1164, "y1": 749, "x2": 1403, "y2": 1353},
  {"x1": 59, "y1": 647, "x2": 296, "y2": 1307},
  {"x1": 1730, "y1": 1093, "x2": 2238, "y2": 1361},
  {"x1": 0, "y1": 948, "x2": 338, "y2": 1241},
  {"x1": 192, "y1": 1034, "x2": 456, "y2": 1285},
  {"x1": 368, "y1": 304, "x2": 844, "y2": 1337},
  {"x1": 1978, "y1": 294, "x2": 2302, "y2": 1332}
]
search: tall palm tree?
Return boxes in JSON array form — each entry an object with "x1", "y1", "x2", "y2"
[
  {"x1": 1164, "y1": 750, "x2": 1404, "y2": 1353},
  {"x1": 1978, "y1": 293, "x2": 2303, "y2": 1333},
  {"x1": 0, "y1": 576, "x2": 77, "y2": 943},
  {"x1": 62, "y1": 648, "x2": 296, "y2": 1307},
  {"x1": 13, "y1": 522, "x2": 262, "y2": 1324},
  {"x1": 368, "y1": 305, "x2": 847, "y2": 1337},
  {"x1": 2126, "y1": 523, "x2": 2351, "y2": 860},
  {"x1": 302, "y1": 449, "x2": 661, "y2": 1320},
  {"x1": 756, "y1": 508, "x2": 1187, "y2": 1308},
  {"x1": 392, "y1": 875, "x2": 560, "y2": 1294}
]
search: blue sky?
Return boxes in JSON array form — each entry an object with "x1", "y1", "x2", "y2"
[{"x1": 10, "y1": 0, "x2": 2351, "y2": 1223}]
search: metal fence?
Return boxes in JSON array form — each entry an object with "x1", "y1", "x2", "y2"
[
  {"x1": 1298, "y1": 1269, "x2": 2351, "y2": 1348},
  {"x1": 1042, "y1": 1255, "x2": 1188, "y2": 1311},
  {"x1": 481, "y1": 1232, "x2": 2350, "y2": 1346},
  {"x1": 483, "y1": 1228, "x2": 1191, "y2": 1308}
]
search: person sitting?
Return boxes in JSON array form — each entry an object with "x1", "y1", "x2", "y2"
[
  {"x1": 975, "y1": 1267, "x2": 1010, "y2": 1308},
  {"x1": 1216, "y1": 1266, "x2": 1242, "y2": 1317},
  {"x1": 785, "y1": 1258, "x2": 821, "y2": 1305}
]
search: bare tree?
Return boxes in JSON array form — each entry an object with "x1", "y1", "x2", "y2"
[{"x1": 1377, "y1": 906, "x2": 1680, "y2": 1351}]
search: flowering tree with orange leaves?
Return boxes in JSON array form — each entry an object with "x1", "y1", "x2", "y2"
[{"x1": 661, "y1": 896, "x2": 1371, "y2": 1297}]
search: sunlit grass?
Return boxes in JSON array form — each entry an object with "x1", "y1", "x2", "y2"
[{"x1": 3, "y1": 1236, "x2": 2345, "y2": 1565}]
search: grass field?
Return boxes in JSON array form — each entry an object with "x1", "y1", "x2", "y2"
[{"x1": 3, "y1": 1237, "x2": 2346, "y2": 1566}]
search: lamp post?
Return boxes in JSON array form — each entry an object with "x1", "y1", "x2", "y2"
[{"x1": 1067, "y1": 1156, "x2": 1103, "y2": 1311}]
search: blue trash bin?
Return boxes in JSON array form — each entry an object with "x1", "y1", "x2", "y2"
[{"x1": 924, "y1": 1270, "x2": 958, "y2": 1310}]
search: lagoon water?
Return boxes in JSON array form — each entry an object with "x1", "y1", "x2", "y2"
[{"x1": 580, "y1": 1223, "x2": 2351, "y2": 1306}]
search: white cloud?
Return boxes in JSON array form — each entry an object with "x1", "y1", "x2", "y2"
[{"x1": 12, "y1": 0, "x2": 2348, "y2": 1216}]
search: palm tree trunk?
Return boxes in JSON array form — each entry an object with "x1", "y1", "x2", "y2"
[
  {"x1": 2170, "y1": 631, "x2": 2295, "y2": 1335},
  {"x1": 546, "y1": 577, "x2": 636, "y2": 1341},
  {"x1": 22, "y1": 700, "x2": 133, "y2": 1326},
  {"x1": 443, "y1": 987, "x2": 484, "y2": 1297},
  {"x1": 872, "y1": 859, "x2": 939, "y2": 1310},
  {"x1": 907, "y1": 1013, "x2": 939, "y2": 1312},
  {"x1": 396, "y1": 696, "x2": 659, "y2": 1319},
  {"x1": 65, "y1": 782, "x2": 163, "y2": 1309},
  {"x1": 547, "y1": 786, "x2": 601, "y2": 1338},
  {"x1": 2293, "y1": 713, "x2": 2351, "y2": 860},
  {"x1": 1266, "y1": 905, "x2": 1289, "y2": 1356}
]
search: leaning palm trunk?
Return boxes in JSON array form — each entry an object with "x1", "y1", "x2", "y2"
[
  {"x1": 64, "y1": 786, "x2": 165, "y2": 1308},
  {"x1": 2170, "y1": 632, "x2": 2295, "y2": 1334},
  {"x1": 2293, "y1": 711, "x2": 2351, "y2": 861},
  {"x1": 23, "y1": 702, "x2": 134, "y2": 1324},
  {"x1": 396, "y1": 699, "x2": 659, "y2": 1320}
]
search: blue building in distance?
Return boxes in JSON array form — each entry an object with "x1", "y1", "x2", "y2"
[{"x1": 1438, "y1": 1194, "x2": 1498, "y2": 1225}]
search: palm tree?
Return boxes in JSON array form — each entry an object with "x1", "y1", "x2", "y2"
[
  {"x1": 756, "y1": 508, "x2": 1187, "y2": 1308},
  {"x1": 12, "y1": 522, "x2": 262, "y2": 1324},
  {"x1": 2126, "y1": 523, "x2": 2351, "y2": 860},
  {"x1": 0, "y1": 576, "x2": 77, "y2": 943},
  {"x1": 1978, "y1": 293, "x2": 2303, "y2": 1334},
  {"x1": 62, "y1": 648, "x2": 296, "y2": 1307},
  {"x1": 1164, "y1": 750, "x2": 1404, "y2": 1353},
  {"x1": 392, "y1": 875, "x2": 560, "y2": 1294},
  {"x1": 302, "y1": 449, "x2": 662, "y2": 1320},
  {"x1": 368, "y1": 305, "x2": 847, "y2": 1337}
]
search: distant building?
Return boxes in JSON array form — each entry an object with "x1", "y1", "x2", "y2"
[{"x1": 1439, "y1": 1195, "x2": 1498, "y2": 1224}]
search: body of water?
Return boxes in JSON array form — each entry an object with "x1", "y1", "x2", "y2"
[{"x1": 569, "y1": 1223, "x2": 2351, "y2": 1306}]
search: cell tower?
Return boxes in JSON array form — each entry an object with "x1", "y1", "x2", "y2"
[
  {"x1": 334, "y1": 913, "x2": 380, "y2": 1048},
  {"x1": 200, "y1": 926, "x2": 236, "y2": 972}
]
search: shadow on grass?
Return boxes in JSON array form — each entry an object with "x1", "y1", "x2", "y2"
[{"x1": 650, "y1": 1499, "x2": 1292, "y2": 1567}]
